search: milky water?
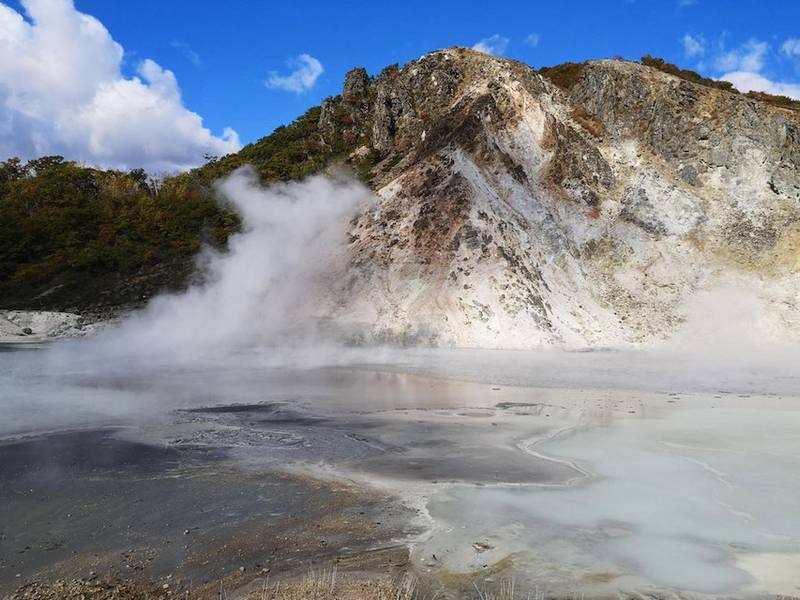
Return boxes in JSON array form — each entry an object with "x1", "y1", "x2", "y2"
[
  {"x1": 419, "y1": 405, "x2": 800, "y2": 596},
  {"x1": 1, "y1": 344, "x2": 799, "y2": 597}
]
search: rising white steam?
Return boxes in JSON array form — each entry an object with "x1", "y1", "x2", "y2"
[{"x1": 83, "y1": 168, "x2": 372, "y2": 363}]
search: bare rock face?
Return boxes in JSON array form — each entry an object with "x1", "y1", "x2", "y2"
[{"x1": 321, "y1": 48, "x2": 800, "y2": 348}]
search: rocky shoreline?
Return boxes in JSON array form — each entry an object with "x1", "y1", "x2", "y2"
[{"x1": 0, "y1": 310, "x2": 117, "y2": 343}]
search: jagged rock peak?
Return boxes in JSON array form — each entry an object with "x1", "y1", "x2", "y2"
[{"x1": 316, "y1": 49, "x2": 800, "y2": 349}]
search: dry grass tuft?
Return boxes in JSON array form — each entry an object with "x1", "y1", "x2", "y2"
[
  {"x1": 538, "y1": 62, "x2": 587, "y2": 92},
  {"x1": 570, "y1": 106, "x2": 606, "y2": 139},
  {"x1": 10, "y1": 570, "x2": 561, "y2": 600},
  {"x1": 243, "y1": 569, "x2": 421, "y2": 600}
]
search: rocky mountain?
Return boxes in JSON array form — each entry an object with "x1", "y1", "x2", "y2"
[
  {"x1": 311, "y1": 48, "x2": 800, "y2": 348},
  {"x1": 3, "y1": 48, "x2": 798, "y2": 349}
]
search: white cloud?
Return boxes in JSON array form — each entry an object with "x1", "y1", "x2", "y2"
[
  {"x1": 472, "y1": 34, "x2": 509, "y2": 56},
  {"x1": 720, "y1": 71, "x2": 800, "y2": 99},
  {"x1": 0, "y1": 0, "x2": 240, "y2": 172},
  {"x1": 525, "y1": 33, "x2": 540, "y2": 48},
  {"x1": 171, "y1": 40, "x2": 201, "y2": 67},
  {"x1": 782, "y1": 38, "x2": 800, "y2": 57},
  {"x1": 265, "y1": 54, "x2": 323, "y2": 93},
  {"x1": 707, "y1": 37, "x2": 800, "y2": 100},
  {"x1": 714, "y1": 39, "x2": 768, "y2": 73},
  {"x1": 682, "y1": 33, "x2": 705, "y2": 57}
]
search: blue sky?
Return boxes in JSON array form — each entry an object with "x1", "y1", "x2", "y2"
[{"x1": 1, "y1": 0, "x2": 799, "y2": 171}]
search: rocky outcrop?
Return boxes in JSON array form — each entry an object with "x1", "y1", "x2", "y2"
[
  {"x1": 317, "y1": 48, "x2": 800, "y2": 348},
  {"x1": 0, "y1": 310, "x2": 104, "y2": 342}
]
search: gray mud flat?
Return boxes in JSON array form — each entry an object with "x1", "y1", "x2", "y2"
[
  {"x1": 2, "y1": 345, "x2": 800, "y2": 598},
  {"x1": 0, "y1": 428, "x2": 414, "y2": 596}
]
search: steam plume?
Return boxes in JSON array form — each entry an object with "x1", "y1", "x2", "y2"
[{"x1": 80, "y1": 168, "x2": 372, "y2": 364}]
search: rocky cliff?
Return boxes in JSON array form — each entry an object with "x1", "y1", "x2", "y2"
[{"x1": 317, "y1": 48, "x2": 800, "y2": 348}]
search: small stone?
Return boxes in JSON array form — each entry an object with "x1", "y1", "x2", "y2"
[
  {"x1": 22, "y1": 327, "x2": 32, "y2": 335},
  {"x1": 239, "y1": 566, "x2": 245, "y2": 572}
]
